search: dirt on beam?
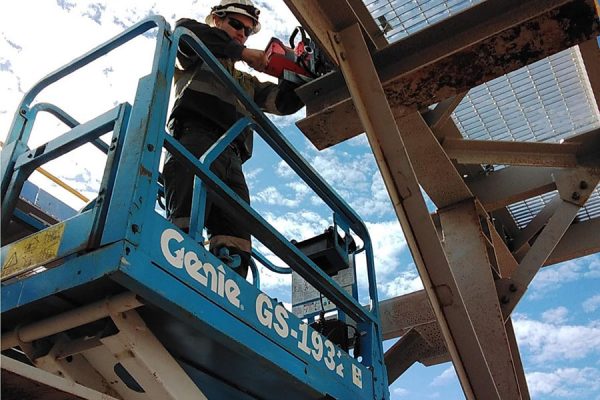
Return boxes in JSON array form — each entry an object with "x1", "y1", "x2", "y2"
[{"x1": 296, "y1": 0, "x2": 600, "y2": 150}]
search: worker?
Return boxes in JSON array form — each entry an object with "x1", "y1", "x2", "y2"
[{"x1": 163, "y1": 0, "x2": 304, "y2": 278}]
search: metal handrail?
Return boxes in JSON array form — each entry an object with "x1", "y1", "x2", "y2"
[
  {"x1": 5, "y1": 16, "x2": 168, "y2": 146},
  {"x1": 166, "y1": 27, "x2": 382, "y2": 324}
]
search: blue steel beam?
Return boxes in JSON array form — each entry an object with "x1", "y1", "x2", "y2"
[
  {"x1": 13, "y1": 106, "x2": 122, "y2": 171},
  {"x1": 27, "y1": 103, "x2": 109, "y2": 154}
]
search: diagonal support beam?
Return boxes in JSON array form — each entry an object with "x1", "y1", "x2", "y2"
[
  {"x1": 385, "y1": 329, "x2": 430, "y2": 384},
  {"x1": 381, "y1": 214, "x2": 600, "y2": 338},
  {"x1": 545, "y1": 216, "x2": 600, "y2": 266},
  {"x1": 512, "y1": 196, "x2": 562, "y2": 256},
  {"x1": 331, "y1": 22, "x2": 500, "y2": 400},
  {"x1": 505, "y1": 319, "x2": 532, "y2": 400},
  {"x1": 102, "y1": 309, "x2": 208, "y2": 400},
  {"x1": 442, "y1": 138, "x2": 581, "y2": 168},
  {"x1": 468, "y1": 167, "x2": 560, "y2": 211},
  {"x1": 498, "y1": 168, "x2": 600, "y2": 317}
]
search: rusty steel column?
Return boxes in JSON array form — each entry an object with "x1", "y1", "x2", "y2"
[
  {"x1": 329, "y1": 22, "x2": 502, "y2": 400},
  {"x1": 438, "y1": 200, "x2": 523, "y2": 398}
]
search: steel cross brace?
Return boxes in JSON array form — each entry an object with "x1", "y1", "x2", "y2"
[
  {"x1": 497, "y1": 167, "x2": 600, "y2": 317},
  {"x1": 330, "y1": 22, "x2": 503, "y2": 400}
]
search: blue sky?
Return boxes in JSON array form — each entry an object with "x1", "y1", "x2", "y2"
[{"x1": 1, "y1": 1, "x2": 599, "y2": 399}]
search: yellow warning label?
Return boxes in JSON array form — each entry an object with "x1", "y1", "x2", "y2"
[{"x1": 1, "y1": 223, "x2": 65, "y2": 279}]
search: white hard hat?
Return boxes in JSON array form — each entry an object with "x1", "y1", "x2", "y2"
[{"x1": 206, "y1": 0, "x2": 261, "y2": 34}]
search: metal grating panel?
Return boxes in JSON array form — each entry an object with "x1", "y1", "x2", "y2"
[
  {"x1": 364, "y1": 0, "x2": 485, "y2": 42},
  {"x1": 451, "y1": 46, "x2": 600, "y2": 224},
  {"x1": 453, "y1": 47, "x2": 600, "y2": 143},
  {"x1": 507, "y1": 186, "x2": 600, "y2": 229}
]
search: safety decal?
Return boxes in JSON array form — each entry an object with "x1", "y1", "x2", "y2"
[{"x1": 1, "y1": 223, "x2": 65, "y2": 279}]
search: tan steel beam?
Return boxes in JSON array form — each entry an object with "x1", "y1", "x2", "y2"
[
  {"x1": 442, "y1": 138, "x2": 580, "y2": 168},
  {"x1": 381, "y1": 214, "x2": 600, "y2": 338},
  {"x1": 423, "y1": 93, "x2": 468, "y2": 134},
  {"x1": 379, "y1": 291, "x2": 435, "y2": 340},
  {"x1": 439, "y1": 200, "x2": 522, "y2": 398},
  {"x1": 498, "y1": 168, "x2": 600, "y2": 317},
  {"x1": 512, "y1": 196, "x2": 562, "y2": 256},
  {"x1": 468, "y1": 167, "x2": 559, "y2": 211},
  {"x1": 1, "y1": 355, "x2": 119, "y2": 400},
  {"x1": 545, "y1": 216, "x2": 600, "y2": 265},
  {"x1": 294, "y1": 0, "x2": 600, "y2": 149},
  {"x1": 283, "y1": 0, "x2": 381, "y2": 64},
  {"x1": 396, "y1": 112, "x2": 473, "y2": 208},
  {"x1": 346, "y1": 0, "x2": 388, "y2": 50},
  {"x1": 385, "y1": 329, "x2": 429, "y2": 384},
  {"x1": 489, "y1": 218, "x2": 520, "y2": 278},
  {"x1": 506, "y1": 319, "x2": 532, "y2": 400},
  {"x1": 332, "y1": 22, "x2": 502, "y2": 400}
]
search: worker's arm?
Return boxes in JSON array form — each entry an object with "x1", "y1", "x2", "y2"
[
  {"x1": 176, "y1": 19, "x2": 267, "y2": 71},
  {"x1": 251, "y1": 76, "x2": 304, "y2": 116}
]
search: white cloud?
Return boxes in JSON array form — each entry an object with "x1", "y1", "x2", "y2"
[
  {"x1": 252, "y1": 185, "x2": 302, "y2": 207},
  {"x1": 352, "y1": 220, "x2": 413, "y2": 302},
  {"x1": 262, "y1": 210, "x2": 329, "y2": 243},
  {"x1": 513, "y1": 315, "x2": 600, "y2": 364},
  {"x1": 275, "y1": 160, "x2": 294, "y2": 178},
  {"x1": 529, "y1": 255, "x2": 600, "y2": 298},
  {"x1": 541, "y1": 306, "x2": 569, "y2": 324},
  {"x1": 431, "y1": 366, "x2": 456, "y2": 387},
  {"x1": 582, "y1": 294, "x2": 600, "y2": 314},
  {"x1": 286, "y1": 181, "x2": 310, "y2": 196},
  {"x1": 392, "y1": 386, "x2": 410, "y2": 397},
  {"x1": 252, "y1": 181, "x2": 313, "y2": 208},
  {"x1": 378, "y1": 270, "x2": 424, "y2": 298},
  {"x1": 366, "y1": 220, "x2": 408, "y2": 277},
  {"x1": 527, "y1": 367, "x2": 600, "y2": 398}
]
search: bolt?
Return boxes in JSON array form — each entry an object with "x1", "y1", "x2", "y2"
[
  {"x1": 131, "y1": 224, "x2": 140, "y2": 233},
  {"x1": 509, "y1": 284, "x2": 517, "y2": 292},
  {"x1": 501, "y1": 295, "x2": 510, "y2": 304},
  {"x1": 579, "y1": 181, "x2": 588, "y2": 190},
  {"x1": 147, "y1": 144, "x2": 155, "y2": 152},
  {"x1": 313, "y1": 89, "x2": 320, "y2": 96},
  {"x1": 112, "y1": 137, "x2": 118, "y2": 143},
  {"x1": 109, "y1": 144, "x2": 116, "y2": 151},
  {"x1": 340, "y1": 51, "x2": 346, "y2": 61},
  {"x1": 571, "y1": 192, "x2": 580, "y2": 201},
  {"x1": 20, "y1": 109, "x2": 27, "y2": 116},
  {"x1": 333, "y1": 34, "x2": 341, "y2": 44}
]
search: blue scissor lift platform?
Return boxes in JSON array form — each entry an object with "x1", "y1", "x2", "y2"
[{"x1": 0, "y1": 17, "x2": 389, "y2": 400}]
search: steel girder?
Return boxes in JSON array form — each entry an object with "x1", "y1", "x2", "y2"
[
  {"x1": 291, "y1": 0, "x2": 600, "y2": 150},
  {"x1": 283, "y1": 0, "x2": 600, "y2": 398}
]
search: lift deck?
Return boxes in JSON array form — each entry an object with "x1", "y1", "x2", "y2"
[{"x1": 0, "y1": 17, "x2": 389, "y2": 400}]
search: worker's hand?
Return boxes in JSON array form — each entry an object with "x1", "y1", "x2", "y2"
[{"x1": 242, "y1": 48, "x2": 269, "y2": 72}]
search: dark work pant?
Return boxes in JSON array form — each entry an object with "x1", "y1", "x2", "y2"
[{"x1": 162, "y1": 120, "x2": 251, "y2": 245}]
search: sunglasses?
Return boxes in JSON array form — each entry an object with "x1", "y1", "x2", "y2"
[{"x1": 226, "y1": 17, "x2": 254, "y2": 37}]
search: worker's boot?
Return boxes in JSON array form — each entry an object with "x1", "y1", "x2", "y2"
[{"x1": 212, "y1": 246, "x2": 250, "y2": 278}]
